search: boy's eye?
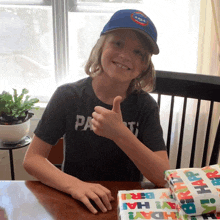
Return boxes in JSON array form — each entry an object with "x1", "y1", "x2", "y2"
[
  {"x1": 134, "y1": 50, "x2": 146, "y2": 61},
  {"x1": 113, "y1": 40, "x2": 122, "y2": 47},
  {"x1": 134, "y1": 50, "x2": 145, "y2": 60},
  {"x1": 134, "y1": 50, "x2": 143, "y2": 56}
]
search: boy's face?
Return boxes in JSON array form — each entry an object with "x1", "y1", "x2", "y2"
[{"x1": 100, "y1": 29, "x2": 149, "y2": 84}]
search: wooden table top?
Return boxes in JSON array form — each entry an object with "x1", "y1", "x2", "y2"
[{"x1": 0, "y1": 180, "x2": 153, "y2": 220}]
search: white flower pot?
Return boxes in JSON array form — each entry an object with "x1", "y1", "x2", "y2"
[{"x1": 0, "y1": 119, "x2": 30, "y2": 144}]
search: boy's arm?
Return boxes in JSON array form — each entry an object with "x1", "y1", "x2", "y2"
[
  {"x1": 113, "y1": 127, "x2": 169, "y2": 187},
  {"x1": 92, "y1": 96, "x2": 170, "y2": 187},
  {"x1": 23, "y1": 135, "x2": 114, "y2": 214}
]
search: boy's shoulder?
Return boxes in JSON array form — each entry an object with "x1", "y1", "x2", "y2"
[
  {"x1": 51, "y1": 77, "x2": 92, "y2": 101},
  {"x1": 56, "y1": 77, "x2": 92, "y2": 96},
  {"x1": 58, "y1": 77, "x2": 91, "y2": 91},
  {"x1": 136, "y1": 90, "x2": 158, "y2": 108}
]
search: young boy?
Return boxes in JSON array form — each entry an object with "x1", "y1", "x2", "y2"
[{"x1": 23, "y1": 9, "x2": 170, "y2": 214}]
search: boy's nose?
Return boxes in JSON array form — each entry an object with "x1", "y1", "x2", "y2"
[{"x1": 118, "y1": 49, "x2": 132, "y2": 61}]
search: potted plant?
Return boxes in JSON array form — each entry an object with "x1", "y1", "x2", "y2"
[{"x1": 0, "y1": 88, "x2": 39, "y2": 144}]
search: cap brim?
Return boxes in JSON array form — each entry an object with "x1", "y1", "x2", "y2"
[{"x1": 135, "y1": 29, "x2": 159, "y2": 55}]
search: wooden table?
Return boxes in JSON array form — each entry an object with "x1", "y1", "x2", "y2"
[{"x1": 0, "y1": 180, "x2": 154, "y2": 220}]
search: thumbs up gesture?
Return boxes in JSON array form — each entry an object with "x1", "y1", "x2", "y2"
[
  {"x1": 91, "y1": 96, "x2": 125, "y2": 141},
  {"x1": 112, "y1": 96, "x2": 122, "y2": 114}
]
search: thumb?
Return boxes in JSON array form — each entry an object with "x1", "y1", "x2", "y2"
[{"x1": 112, "y1": 96, "x2": 122, "y2": 113}]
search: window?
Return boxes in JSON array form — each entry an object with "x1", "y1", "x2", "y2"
[
  {"x1": 0, "y1": 1, "x2": 54, "y2": 102},
  {"x1": 0, "y1": 0, "x2": 201, "y2": 101}
]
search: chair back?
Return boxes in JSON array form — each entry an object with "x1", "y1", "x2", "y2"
[{"x1": 151, "y1": 71, "x2": 220, "y2": 169}]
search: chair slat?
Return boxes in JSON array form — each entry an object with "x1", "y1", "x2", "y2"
[
  {"x1": 157, "y1": 93, "x2": 161, "y2": 109},
  {"x1": 189, "y1": 99, "x2": 201, "y2": 167},
  {"x1": 176, "y1": 97, "x2": 187, "y2": 169},
  {"x1": 202, "y1": 101, "x2": 214, "y2": 167},
  {"x1": 166, "y1": 95, "x2": 174, "y2": 157},
  {"x1": 210, "y1": 120, "x2": 220, "y2": 164}
]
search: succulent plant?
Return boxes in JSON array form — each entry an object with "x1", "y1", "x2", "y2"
[{"x1": 0, "y1": 88, "x2": 39, "y2": 125}]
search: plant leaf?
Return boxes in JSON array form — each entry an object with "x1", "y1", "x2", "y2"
[
  {"x1": 29, "y1": 98, "x2": 39, "y2": 103},
  {"x1": 22, "y1": 88, "x2": 29, "y2": 95},
  {"x1": 24, "y1": 95, "x2": 30, "y2": 102},
  {"x1": 13, "y1": 89, "x2": 18, "y2": 102}
]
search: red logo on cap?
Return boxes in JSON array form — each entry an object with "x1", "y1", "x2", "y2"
[{"x1": 131, "y1": 12, "x2": 149, "y2": 26}]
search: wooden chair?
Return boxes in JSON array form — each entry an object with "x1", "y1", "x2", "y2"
[
  {"x1": 48, "y1": 138, "x2": 63, "y2": 169},
  {"x1": 152, "y1": 70, "x2": 220, "y2": 169},
  {"x1": 48, "y1": 71, "x2": 220, "y2": 170}
]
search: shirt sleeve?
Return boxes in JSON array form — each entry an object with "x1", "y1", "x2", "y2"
[
  {"x1": 139, "y1": 96, "x2": 167, "y2": 152},
  {"x1": 34, "y1": 86, "x2": 68, "y2": 146}
]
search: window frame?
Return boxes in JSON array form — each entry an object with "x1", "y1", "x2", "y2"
[
  {"x1": 0, "y1": 0, "x2": 51, "y2": 6},
  {"x1": 68, "y1": 1, "x2": 143, "y2": 13}
]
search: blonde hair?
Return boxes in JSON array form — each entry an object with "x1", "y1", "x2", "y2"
[
  {"x1": 85, "y1": 35, "x2": 107, "y2": 78},
  {"x1": 85, "y1": 31, "x2": 156, "y2": 94}
]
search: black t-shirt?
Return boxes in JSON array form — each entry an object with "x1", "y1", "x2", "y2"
[{"x1": 34, "y1": 77, "x2": 166, "y2": 181}]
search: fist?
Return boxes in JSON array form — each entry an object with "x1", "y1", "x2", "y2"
[{"x1": 91, "y1": 96, "x2": 125, "y2": 141}]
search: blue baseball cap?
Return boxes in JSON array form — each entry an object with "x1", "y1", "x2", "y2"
[{"x1": 101, "y1": 9, "x2": 159, "y2": 55}]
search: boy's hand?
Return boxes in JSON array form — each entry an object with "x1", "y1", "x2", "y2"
[
  {"x1": 68, "y1": 180, "x2": 114, "y2": 214},
  {"x1": 91, "y1": 96, "x2": 126, "y2": 141}
]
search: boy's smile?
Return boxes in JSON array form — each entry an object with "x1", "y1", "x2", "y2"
[{"x1": 112, "y1": 61, "x2": 131, "y2": 70}]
